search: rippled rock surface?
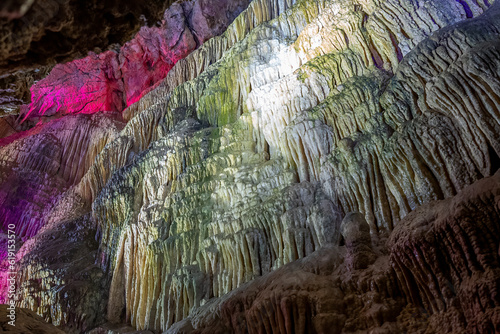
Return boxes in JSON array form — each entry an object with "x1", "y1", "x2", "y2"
[{"x1": 1, "y1": 0, "x2": 500, "y2": 333}]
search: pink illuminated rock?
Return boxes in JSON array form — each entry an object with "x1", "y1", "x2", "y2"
[
  {"x1": 0, "y1": 114, "x2": 124, "y2": 240},
  {"x1": 22, "y1": 51, "x2": 123, "y2": 120},
  {"x1": 21, "y1": 0, "x2": 252, "y2": 121},
  {"x1": 119, "y1": 3, "x2": 197, "y2": 106}
]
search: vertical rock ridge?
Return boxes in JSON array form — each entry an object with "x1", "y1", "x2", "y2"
[
  {"x1": 167, "y1": 171, "x2": 500, "y2": 333},
  {"x1": 0, "y1": 114, "x2": 124, "y2": 239}
]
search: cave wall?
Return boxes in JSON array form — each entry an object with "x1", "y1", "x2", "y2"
[
  {"x1": 1, "y1": 0, "x2": 500, "y2": 333},
  {"x1": 0, "y1": 0, "x2": 180, "y2": 117}
]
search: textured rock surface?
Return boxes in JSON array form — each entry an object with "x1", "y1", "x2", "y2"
[
  {"x1": 0, "y1": 0, "x2": 500, "y2": 333},
  {"x1": 0, "y1": 0, "x2": 178, "y2": 116},
  {"x1": 20, "y1": 0, "x2": 252, "y2": 121},
  {"x1": 15, "y1": 214, "x2": 109, "y2": 332},
  {"x1": 167, "y1": 170, "x2": 500, "y2": 333},
  {"x1": 0, "y1": 65, "x2": 52, "y2": 117},
  {"x1": 389, "y1": 171, "x2": 500, "y2": 333},
  {"x1": 0, "y1": 304, "x2": 65, "y2": 333},
  {"x1": 0, "y1": 113, "x2": 124, "y2": 239},
  {"x1": 0, "y1": 0, "x2": 169, "y2": 67}
]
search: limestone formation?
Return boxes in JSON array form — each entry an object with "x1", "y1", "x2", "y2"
[
  {"x1": 0, "y1": 113, "x2": 124, "y2": 239},
  {"x1": 167, "y1": 170, "x2": 500, "y2": 333},
  {"x1": 20, "y1": 0, "x2": 252, "y2": 121},
  {"x1": 340, "y1": 212, "x2": 376, "y2": 270},
  {"x1": 0, "y1": 0, "x2": 177, "y2": 116},
  {"x1": 0, "y1": 0, "x2": 500, "y2": 333},
  {"x1": 0, "y1": 0, "x2": 168, "y2": 67},
  {"x1": 0, "y1": 304, "x2": 65, "y2": 334}
]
